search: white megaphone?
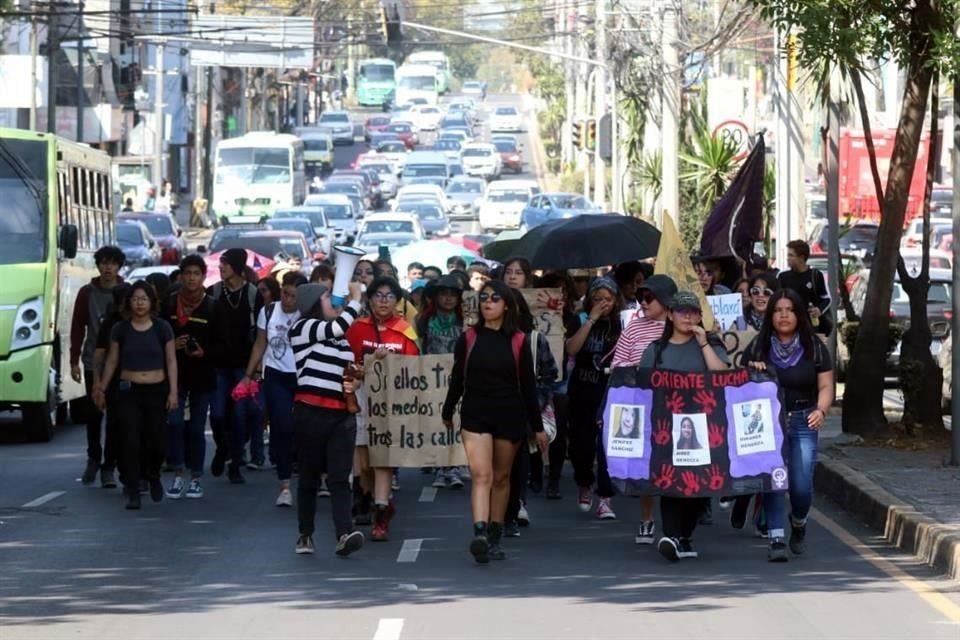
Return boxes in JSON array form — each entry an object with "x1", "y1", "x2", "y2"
[{"x1": 331, "y1": 245, "x2": 367, "y2": 305}]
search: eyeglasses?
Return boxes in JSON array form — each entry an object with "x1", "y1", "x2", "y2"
[
  {"x1": 640, "y1": 292, "x2": 657, "y2": 304},
  {"x1": 371, "y1": 292, "x2": 397, "y2": 302},
  {"x1": 750, "y1": 287, "x2": 775, "y2": 297},
  {"x1": 478, "y1": 292, "x2": 503, "y2": 303}
]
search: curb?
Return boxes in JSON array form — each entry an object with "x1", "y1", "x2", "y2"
[{"x1": 815, "y1": 452, "x2": 960, "y2": 580}]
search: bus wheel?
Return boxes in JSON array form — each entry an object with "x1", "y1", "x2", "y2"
[{"x1": 22, "y1": 378, "x2": 57, "y2": 443}]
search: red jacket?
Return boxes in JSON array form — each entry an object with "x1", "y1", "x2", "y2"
[{"x1": 346, "y1": 315, "x2": 420, "y2": 364}]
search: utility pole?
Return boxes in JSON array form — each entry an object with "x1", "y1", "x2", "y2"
[
  {"x1": 194, "y1": 65, "x2": 205, "y2": 204},
  {"x1": 154, "y1": 42, "x2": 165, "y2": 186},
  {"x1": 562, "y1": 0, "x2": 574, "y2": 169},
  {"x1": 774, "y1": 29, "x2": 805, "y2": 268},
  {"x1": 29, "y1": 9, "x2": 38, "y2": 130},
  {"x1": 660, "y1": 2, "x2": 680, "y2": 224},
  {"x1": 46, "y1": 6, "x2": 59, "y2": 134},
  {"x1": 951, "y1": 72, "x2": 960, "y2": 465},
  {"x1": 826, "y1": 68, "x2": 842, "y2": 366},
  {"x1": 593, "y1": 0, "x2": 607, "y2": 210}
]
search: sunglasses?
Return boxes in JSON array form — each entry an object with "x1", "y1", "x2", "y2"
[
  {"x1": 750, "y1": 287, "x2": 774, "y2": 297},
  {"x1": 640, "y1": 292, "x2": 658, "y2": 304},
  {"x1": 478, "y1": 292, "x2": 503, "y2": 303}
]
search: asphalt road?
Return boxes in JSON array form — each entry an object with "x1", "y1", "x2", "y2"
[{"x1": 1, "y1": 418, "x2": 959, "y2": 639}]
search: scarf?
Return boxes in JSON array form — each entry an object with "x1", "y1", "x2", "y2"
[
  {"x1": 770, "y1": 334, "x2": 803, "y2": 368},
  {"x1": 176, "y1": 288, "x2": 206, "y2": 327}
]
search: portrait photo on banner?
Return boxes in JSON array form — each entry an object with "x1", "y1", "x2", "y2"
[
  {"x1": 671, "y1": 413, "x2": 710, "y2": 466},
  {"x1": 607, "y1": 403, "x2": 644, "y2": 457},
  {"x1": 732, "y1": 399, "x2": 776, "y2": 456}
]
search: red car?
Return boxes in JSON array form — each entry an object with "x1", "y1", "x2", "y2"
[
  {"x1": 364, "y1": 116, "x2": 391, "y2": 142},
  {"x1": 385, "y1": 122, "x2": 418, "y2": 149},
  {"x1": 493, "y1": 139, "x2": 523, "y2": 174}
]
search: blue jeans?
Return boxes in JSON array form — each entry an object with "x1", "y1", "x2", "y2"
[
  {"x1": 763, "y1": 409, "x2": 820, "y2": 531},
  {"x1": 168, "y1": 389, "x2": 211, "y2": 479},
  {"x1": 211, "y1": 368, "x2": 264, "y2": 471},
  {"x1": 263, "y1": 367, "x2": 297, "y2": 481}
]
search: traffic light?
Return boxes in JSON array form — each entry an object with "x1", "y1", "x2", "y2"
[
  {"x1": 587, "y1": 118, "x2": 597, "y2": 151},
  {"x1": 572, "y1": 120, "x2": 583, "y2": 150}
]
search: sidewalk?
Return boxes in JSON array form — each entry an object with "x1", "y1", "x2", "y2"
[{"x1": 817, "y1": 415, "x2": 960, "y2": 580}]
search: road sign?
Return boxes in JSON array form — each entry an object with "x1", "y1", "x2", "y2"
[{"x1": 713, "y1": 119, "x2": 751, "y2": 161}]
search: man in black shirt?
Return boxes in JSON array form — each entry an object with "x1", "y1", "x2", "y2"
[{"x1": 777, "y1": 240, "x2": 831, "y2": 335}]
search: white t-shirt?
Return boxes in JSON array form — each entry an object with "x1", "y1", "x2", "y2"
[{"x1": 257, "y1": 303, "x2": 301, "y2": 374}]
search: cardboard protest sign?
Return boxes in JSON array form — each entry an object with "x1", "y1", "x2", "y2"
[
  {"x1": 602, "y1": 366, "x2": 787, "y2": 497},
  {"x1": 463, "y1": 288, "x2": 564, "y2": 380},
  {"x1": 708, "y1": 294, "x2": 745, "y2": 330},
  {"x1": 719, "y1": 328, "x2": 758, "y2": 368},
  {"x1": 363, "y1": 354, "x2": 468, "y2": 468}
]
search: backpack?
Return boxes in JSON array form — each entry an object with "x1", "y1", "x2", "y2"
[{"x1": 463, "y1": 327, "x2": 526, "y2": 379}]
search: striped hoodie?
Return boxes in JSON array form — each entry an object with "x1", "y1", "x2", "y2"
[{"x1": 288, "y1": 301, "x2": 362, "y2": 408}]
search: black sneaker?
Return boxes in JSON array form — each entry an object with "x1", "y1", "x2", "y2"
[
  {"x1": 138, "y1": 480, "x2": 149, "y2": 495},
  {"x1": 295, "y1": 535, "x2": 315, "y2": 555},
  {"x1": 658, "y1": 536, "x2": 680, "y2": 562},
  {"x1": 211, "y1": 450, "x2": 226, "y2": 477},
  {"x1": 228, "y1": 466, "x2": 246, "y2": 485},
  {"x1": 100, "y1": 466, "x2": 117, "y2": 489},
  {"x1": 677, "y1": 538, "x2": 699, "y2": 559},
  {"x1": 488, "y1": 543, "x2": 506, "y2": 561},
  {"x1": 768, "y1": 538, "x2": 789, "y2": 562},
  {"x1": 335, "y1": 531, "x2": 364, "y2": 557},
  {"x1": 81, "y1": 459, "x2": 99, "y2": 485},
  {"x1": 149, "y1": 478, "x2": 164, "y2": 503},
  {"x1": 698, "y1": 503, "x2": 713, "y2": 525},
  {"x1": 789, "y1": 517, "x2": 807, "y2": 555},
  {"x1": 545, "y1": 480, "x2": 562, "y2": 500},
  {"x1": 470, "y1": 535, "x2": 490, "y2": 564},
  {"x1": 730, "y1": 495, "x2": 750, "y2": 529},
  {"x1": 125, "y1": 492, "x2": 141, "y2": 510},
  {"x1": 504, "y1": 520, "x2": 521, "y2": 538}
]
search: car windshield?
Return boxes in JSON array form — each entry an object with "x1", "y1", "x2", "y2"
[
  {"x1": 494, "y1": 141, "x2": 517, "y2": 152},
  {"x1": 363, "y1": 220, "x2": 414, "y2": 234},
  {"x1": 303, "y1": 139, "x2": 328, "y2": 151},
  {"x1": 362, "y1": 164, "x2": 392, "y2": 174},
  {"x1": 550, "y1": 195, "x2": 589, "y2": 209},
  {"x1": 447, "y1": 181, "x2": 483, "y2": 194},
  {"x1": 357, "y1": 233, "x2": 416, "y2": 248},
  {"x1": 321, "y1": 183, "x2": 361, "y2": 195},
  {"x1": 495, "y1": 107, "x2": 517, "y2": 115},
  {"x1": 399, "y1": 76, "x2": 436, "y2": 90},
  {"x1": 488, "y1": 190, "x2": 529, "y2": 203},
  {"x1": 840, "y1": 226, "x2": 879, "y2": 246},
  {"x1": 275, "y1": 208, "x2": 327, "y2": 228},
  {"x1": 403, "y1": 165, "x2": 446, "y2": 177},
  {"x1": 435, "y1": 140, "x2": 460, "y2": 151},
  {"x1": 410, "y1": 205, "x2": 443, "y2": 219},
  {"x1": 462, "y1": 148, "x2": 491, "y2": 157},
  {"x1": 387, "y1": 124, "x2": 411, "y2": 133},
  {"x1": 127, "y1": 215, "x2": 174, "y2": 236},
  {"x1": 319, "y1": 113, "x2": 350, "y2": 124},
  {"x1": 317, "y1": 204, "x2": 352, "y2": 220},
  {"x1": 217, "y1": 147, "x2": 291, "y2": 185},
  {"x1": 210, "y1": 235, "x2": 305, "y2": 258},
  {"x1": 270, "y1": 219, "x2": 313, "y2": 235},
  {"x1": 378, "y1": 143, "x2": 406, "y2": 153},
  {"x1": 117, "y1": 224, "x2": 144, "y2": 245},
  {"x1": 368, "y1": 117, "x2": 390, "y2": 126}
]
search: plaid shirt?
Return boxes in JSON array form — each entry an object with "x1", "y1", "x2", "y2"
[{"x1": 532, "y1": 331, "x2": 558, "y2": 410}]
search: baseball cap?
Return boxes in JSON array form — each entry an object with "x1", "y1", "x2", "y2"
[
  {"x1": 670, "y1": 290, "x2": 702, "y2": 313},
  {"x1": 638, "y1": 274, "x2": 677, "y2": 305}
]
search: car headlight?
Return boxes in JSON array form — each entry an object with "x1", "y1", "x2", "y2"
[{"x1": 11, "y1": 296, "x2": 44, "y2": 351}]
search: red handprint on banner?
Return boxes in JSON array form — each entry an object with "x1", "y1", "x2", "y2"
[
  {"x1": 706, "y1": 465, "x2": 725, "y2": 491},
  {"x1": 653, "y1": 419, "x2": 671, "y2": 446},
  {"x1": 693, "y1": 389, "x2": 717, "y2": 414},
  {"x1": 665, "y1": 390, "x2": 685, "y2": 414},
  {"x1": 708, "y1": 423, "x2": 725, "y2": 448},
  {"x1": 681, "y1": 470, "x2": 702, "y2": 496},
  {"x1": 653, "y1": 464, "x2": 676, "y2": 490}
]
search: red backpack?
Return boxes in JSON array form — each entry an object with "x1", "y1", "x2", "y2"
[{"x1": 464, "y1": 327, "x2": 526, "y2": 379}]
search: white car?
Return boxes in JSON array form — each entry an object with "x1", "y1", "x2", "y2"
[
  {"x1": 394, "y1": 184, "x2": 449, "y2": 212},
  {"x1": 317, "y1": 111, "x2": 355, "y2": 145},
  {"x1": 437, "y1": 129, "x2": 471, "y2": 145},
  {"x1": 489, "y1": 105, "x2": 524, "y2": 132},
  {"x1": 356, "y1": 157, "x2": 400, "y2": 199},
  {"x1": 356, "y1": 212, "x2": 425, "y2": 241},
  {"x1": 901, "y1": 216, "x2": 952, "y2": 248},
  {"x1": 460, "y1": 143, "x2": 502, "y2": 180},
  {"x1": 478, "y1": 180, "x2": 539, "y2": 231},
  {"x1": 408, "y1": 105, "x2": 443, "y2": 131}
]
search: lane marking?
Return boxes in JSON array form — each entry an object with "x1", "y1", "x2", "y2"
[
  {"x1": 812, "y1": 507, "x2": 960, "y2": 623},
  {"x1": 396, "y1": 538, "x2": 423, "y2": 563},
  {"x1": 22, "y1": 491, "x2": 65, "y2": 508},
  {"x1": 418, "y1": 487, "x2": 437, "y2": 503},
  {"x1": 372, "y1": 618, "x2": 404, "y2": 640}
]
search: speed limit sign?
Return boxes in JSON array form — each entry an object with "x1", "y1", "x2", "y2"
[{"x1": 712, "y1": 120, "x2": 751, "y2": 161}]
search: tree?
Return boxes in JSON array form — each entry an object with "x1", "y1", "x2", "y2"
[{"x1": 750, "y1": 0, "x2": 957, "y2": 435}]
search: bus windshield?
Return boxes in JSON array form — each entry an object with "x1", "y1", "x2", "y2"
[
  {"x1": 0, "y1": 139, "x2": 46, "y2": 264},
  {"x1": 399, "y1": 76, "x2": 435, "y2": 90},
  {"x1": 361, "y1": 64, "x2": 395, "y2": 81},
  {"x1": 303, "y1": 139, "x2": 328, "y2": 152},
  {"x1": 217, "y1": 147, "x2": 291, "y2": 185}
]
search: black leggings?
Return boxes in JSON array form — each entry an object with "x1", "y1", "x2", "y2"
[
  {"x1": 660, "y1": 496, "x2": 709, "y2": 539},
  {"x1": 117, "y1": 381, "x2": 168, "y2": 493},
  {"x1": 568, "y1": 395, "x2": 614, "y2": 498}
]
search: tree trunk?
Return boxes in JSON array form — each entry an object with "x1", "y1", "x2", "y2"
[
  {"x1": 842, "y1": 47, "x2": 934, "y2": 435},
  {"x1": 897, "y1": 74, "x2": 944, "y2": 434}
]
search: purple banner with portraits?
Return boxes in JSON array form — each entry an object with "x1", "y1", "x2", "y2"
[{"x1": 602, "y1": 367, "x2": 788, "y2": 497}]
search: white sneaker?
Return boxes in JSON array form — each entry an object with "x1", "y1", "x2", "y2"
[
  {"x1": 166, "y1": 477, "x2": 185, "y2": 499},
  {"x1": 595, "y1": 498, "x2": 617, "y2": 520},
  {"x1": 275, "y1": 488, "x2": 293, "y2": 507},
  {"x1": 517, "y1": 502, "x2": 530, "y2": 526},
  {"x1": 458, "y1": 466, "x2": 471, "y2": 480},
  {"x1": 317, "y1": 478, "x2": 331, "y2": 498},
  {"x1": 635, "y1": 520, "x2": 655, "y2": 544},
  {"x1": 432, "y1": 469, "x2": 447, "y2": 488},
  {"x1": 185, "y1": 479, "x2": 203, "y2": 498},
  {"x1": 446, "y1": 468, "x2": 464, "y2": 489}
]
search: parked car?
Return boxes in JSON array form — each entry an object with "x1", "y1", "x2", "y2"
[
  {"x1": 460, "y1": 143, "x2": 502, "y2": 181},
  {"x1": 519, "y1": 193, "x2": 603, "y2": 231},
  {"x1": 809, "y1": 220, "x2": 880, "y2": 263},
  {"x1": 445, "y1": 176, "x2": 486, "y2": 220},
  {"x1": 118, "y1": 212, "x2": 185, "y2": 265},
  {"x1": 394, "y1": 201, "x2": 451, "y2": 237},
  {"x1": 489, "y1": 105, "x2": 523, "y2": 132},
  {"x1": 117, "y1": 221, "x2": 162, "y2": 274},
  {"x1": 493, "y1": 138, "x2": 524, "y2": 174},
  {"x1": 317, "y1": 110, "x2": 355, "y2": 145}
]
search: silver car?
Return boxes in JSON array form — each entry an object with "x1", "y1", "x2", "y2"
[
  {"x1": 317, "y1": 111, "x2": 355, "y2": 145},
  {"x1": 445, "y1": 176, "x2": 486, "y2": 220}
]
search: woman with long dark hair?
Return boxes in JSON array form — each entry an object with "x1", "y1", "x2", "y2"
[
  {"x1": 675, "y1": 417, "x2": 703, "y2": 450},
  {"x1": 442, "y1": 279, "x2": 547, "y2": 564},
  {"x1": 744, "y1": 288, "x2": 834, "y2": 562},
  {"x1": 744, "y1": 274, "x2": 779, "y2": 331},
  {"x1": 95, "y1": 281, "x2": 178, "y2": 510},
  {"x1": 566, "y1": 277, "x2": 622, "y2": 519},
  {"x1": 501, "y1": 257, "x2": 532, "y2": 290},
  {"x1": 639, "y1": 291, "x2": 729, "y2": 561}
]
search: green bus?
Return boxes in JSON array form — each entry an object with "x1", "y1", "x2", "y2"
[
  {"x1": 0, "y1": 128, "x2": 111, "y2": 441},
  {"x1": 356, "y1": 58, "x2": 398, "y2": 107}
]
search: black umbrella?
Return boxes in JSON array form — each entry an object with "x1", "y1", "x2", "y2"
[{"x1": 503, "y1": 214, "x2": 661, "y2": 269}]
